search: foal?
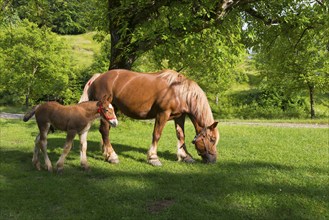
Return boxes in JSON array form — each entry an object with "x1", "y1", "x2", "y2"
[{"x1": 23, "y1": 95, "x2": 118, "y2": 172}]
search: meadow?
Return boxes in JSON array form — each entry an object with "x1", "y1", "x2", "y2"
[{"x1": 0, "y1": 118, "x2": 328, "y2": 219}]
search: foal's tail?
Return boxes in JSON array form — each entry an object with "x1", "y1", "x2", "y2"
[
  {"x1": 23, "y1": 105, "x2": 40, "y2": 122},
  {"x1": 79, "y1": 73, "x2": 102, "y2": 103}
]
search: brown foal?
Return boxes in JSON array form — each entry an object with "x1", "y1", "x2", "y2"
[{"x1": 23, "y1": 95, "x2": 118, "y2": 172}]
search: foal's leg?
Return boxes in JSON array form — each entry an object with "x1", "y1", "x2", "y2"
[
  {"x1": 56, "y1": 130, "x2": 76, "y2": 173},
  {"x1": 99, "y1": 119, "x2": 119, "y2": 164},
  {"x1": 175, "y1": 116, "x2": 195, "y2": 163},
  {"x1": 35, "y1": 123, "x2": 53, "y2": 172},
  {"x1": 147, "y1": 111, "x2": 170, "y2": 166},
  {"x1": 32, "y1": 134, "x2": 41, "y2": 170},
  {"x1": 79, "y1": 130, "x2": 89, "y2": 171}
]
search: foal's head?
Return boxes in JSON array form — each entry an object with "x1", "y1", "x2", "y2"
[
  {"x1": 97, "y1": 95, "x2": 118, "y2": 127},
  {"x1": 192, "y1": 122, "x2": 219, "y2": 163}
]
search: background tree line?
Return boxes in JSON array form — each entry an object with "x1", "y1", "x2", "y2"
[{"x1": 0, "y1": 0, "x2": 328, "y2": 119}]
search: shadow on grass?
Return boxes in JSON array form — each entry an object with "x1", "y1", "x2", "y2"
[
  {"x1": 1, "y1": 145, "x2": 328, "y2": 219},
  {"x1": 34, "y1": 137, "x2": 178, "y2": 165}
]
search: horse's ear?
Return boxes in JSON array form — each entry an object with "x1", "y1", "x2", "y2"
[
  {"x1": 208, "y1": 121, "x2": 218, "y2": 130},
  {"x1": 106, "y1": 93, "x2": 113, "y2": 102}
]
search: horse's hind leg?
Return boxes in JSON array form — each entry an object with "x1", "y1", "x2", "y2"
[
  {"x1": 56, "y1": 130, "x2": 76, "y2": 173},
  {"x1": 99, "y1": 119, "x2": 119, "y2": 164},
  {"x1": 32, "y1": 134, "x2": 41, "y2": 170},
  {"x1": 38, "y1": 126, "x2": 53, "y2": 172},
  {"x1": 175, "y1": 116, "x2": 195, "y2": 163}
]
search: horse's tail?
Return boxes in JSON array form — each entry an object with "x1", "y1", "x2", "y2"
[
  {"x1": 23, "y1": 105, "x2": 40, "y2": 122},
  {"x1": 79, "y1": 73, "x2": 102, "y2": 103}
]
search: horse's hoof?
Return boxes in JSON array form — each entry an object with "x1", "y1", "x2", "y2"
[
  {"x1": 108, "y1": 158, "x2": 120, "y2": 164},
  {"x1": 56, "y1": 167, "x2": 64, "y2": 174},
  {"x1": 148, "y1": 159, "x2": 162, "y2": 166},
  {"x1": 43, "y1": 164, "x2": 53, "y2": 172},
  {"x1": 82, "y1": 165, "x2": 90, "y2": 171},
  {"x1": 33, "y1": 162, "x2": 41, "y2": 171},
  {"x1": 183, "y1": 157, "x2": 195, "y2": 163}
]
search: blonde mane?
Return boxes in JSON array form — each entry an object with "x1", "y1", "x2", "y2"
[{"x1": 158, "y1": 70, "x2": 214, "y2": 127}]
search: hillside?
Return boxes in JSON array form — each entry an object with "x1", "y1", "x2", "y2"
[{"x1": 61, "y1": 32, "x2": 101, "y2": 69}]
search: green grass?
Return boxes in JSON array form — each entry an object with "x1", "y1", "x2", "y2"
[
  {"x1": 0, "y1": 118, "x2": 328, "y2": 219},
  {"x1": 61, "y1": 32, "x2": 101, "y2": 68}
]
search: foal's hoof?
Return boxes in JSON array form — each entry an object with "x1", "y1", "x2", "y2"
[
  {"x1": 81, "y1": 165, "x2": 90, "y2": 172},
  {"x1": 148, "y1": 159, "x2": 162, "y2": 167},
  {"x1": 56, "y1": 167, "x2": 64, "y2": 174},
  {"x1": 43, "y1": 165, "x2": 53, "y2": 172},
  {"x1": 33, "y1": 162, "x2": 41, "y2": 171}
]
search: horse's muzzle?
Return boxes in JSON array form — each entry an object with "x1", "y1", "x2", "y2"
[
  {"x1": 109, "y1": 119, "x2": 118, "y2": 127},
  {"x1": 201, "y1": 153, "x2": 217, "y2": 163}
]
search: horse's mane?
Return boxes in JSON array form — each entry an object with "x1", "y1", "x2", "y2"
[{"x1": 157, "y1": 70, "x2": 214, "y2": 127}]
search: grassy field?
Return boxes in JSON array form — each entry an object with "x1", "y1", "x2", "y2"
[
  {"x1": 0, "y1": 118, "x2": 328, "y2": 219},
  {"x1": 61, "y1": 32, "x2": 101, "y2": 69}
]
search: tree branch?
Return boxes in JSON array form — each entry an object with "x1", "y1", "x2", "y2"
[
  {"x1": 294, "y1": 26, "x2": 313, "y2": 49},
  {"x1": 244, "y1": 7, "x2": 280, "y2": 25}
]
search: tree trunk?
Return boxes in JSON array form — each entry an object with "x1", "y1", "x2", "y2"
[
  {"x1": 308, "y1": 84, "x2": 315, "y2": 119},
  {"x1": 108, "y1": 28, "x2": 135, "y2": 70},
  {"x1": 25, "y1": 95, "x2": 29, "y2": 109}
]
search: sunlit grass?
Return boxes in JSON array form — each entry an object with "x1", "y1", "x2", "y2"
[
  {"x1": 0, "y1": 118, "x2": 328, "y2": 219},
  {"x1": 61, "y1": 32, "x2": 101, "y2": 68}
]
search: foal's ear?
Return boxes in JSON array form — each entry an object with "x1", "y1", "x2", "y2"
[{"x1": 208, "y1": 121, "x2": 218, "y2": 130}]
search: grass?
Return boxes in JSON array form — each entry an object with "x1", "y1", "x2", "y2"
[
  {"x1": 0, "y1": 118, "x2": 328, "y2": 219},
  {"x1": 61, "y1": 32, "x2": 101, "y2": 68}
]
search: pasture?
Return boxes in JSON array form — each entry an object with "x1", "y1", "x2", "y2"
[{"x1": 0, "y1": 118, "x2": 328, "y2": 219}]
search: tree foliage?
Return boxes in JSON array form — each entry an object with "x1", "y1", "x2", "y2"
[
  {"x1": 248, "y1": 0, "x2": 329, "y2": 118},
  {"x1": 1, "y1": 0, "x2": 91, "y2": 34},
  {"x1": 0, "y1": 19, "x2": 77, "y2": 106}
]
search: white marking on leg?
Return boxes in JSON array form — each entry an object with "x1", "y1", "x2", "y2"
[
  {"x1": 39, "y1": 131, "x2": 52, "y2": 172},
  {"x1": 32, "y1": 134, "x2": 41, "y2": 170},
  {"x1": 177, "y1": 141, "x2": 187, "y2": 161},
  {"x1": 79, "y1": 131, "x2": 88, "y2": 169}
]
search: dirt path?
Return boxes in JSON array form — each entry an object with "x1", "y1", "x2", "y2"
[
  {"x1": 0, "y1": 112, "x2": 25, "y2": 120},
  {"x1": 221, "y1": 121, "x2": 329, "y2": 129},
  {"x1": 1, "y1": 112, "x2": 328, "y2": 128}
]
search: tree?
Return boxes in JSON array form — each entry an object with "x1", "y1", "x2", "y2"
[
  {"x1": 90, "y1": 0, "x2": 259, "y2": 70},
  {"x1": 1, "y1": 0, "x2": 91, "y2": 34},
  {"x1": 0, "y1": 19, "x2": 75, "y2": 107},
  {"x1": 250, "y1": 1, "x2": 329, "y2": 118}
]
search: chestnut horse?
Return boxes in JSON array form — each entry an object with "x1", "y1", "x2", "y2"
[
  {"x1": 80, "y1": 69, "x2": 219, "y2": 166},
  {"x1": 23, "y1": 95, "x2": 118, "y2": 172}
]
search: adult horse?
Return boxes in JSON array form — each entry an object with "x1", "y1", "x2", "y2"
[{"x1": 80, "y1": 69, "x2": 219, "y2": 166}]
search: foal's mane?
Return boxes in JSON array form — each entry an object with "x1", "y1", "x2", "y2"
[{"x1": 157, "y1": 70, "x2": 214, "y2": 127}]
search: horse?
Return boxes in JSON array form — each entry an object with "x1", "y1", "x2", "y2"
[
  {"x1": 79, "y1": 69, "x2": 219, "y2": 166},
  {"x1": 23, "y1": 95, "x2": 118, "y2": 172}
]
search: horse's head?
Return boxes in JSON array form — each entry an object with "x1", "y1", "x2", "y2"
[
  {"x1": 192, "y1": 122, "x2": 219, "y2": 163},
  {"x1": 97, "y1": 95, "x2": 118, "y2": 127}
]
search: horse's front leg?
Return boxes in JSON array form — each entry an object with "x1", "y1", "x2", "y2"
[
  {"x1": 175, "y1": 115, "x2": 195, "y2": 163},
  {"x1": 99, "y1": 119, "x2": 119, "y2": 164},
  {"x1": 147, "y1": 111, "x2": 170, "y2": 166},
  {"x1": 79, "y1": 130, "x2": 89, "y2": 171},
  {"x1": 56, "y1": 130, "x2": 76, "y2": 173}
]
